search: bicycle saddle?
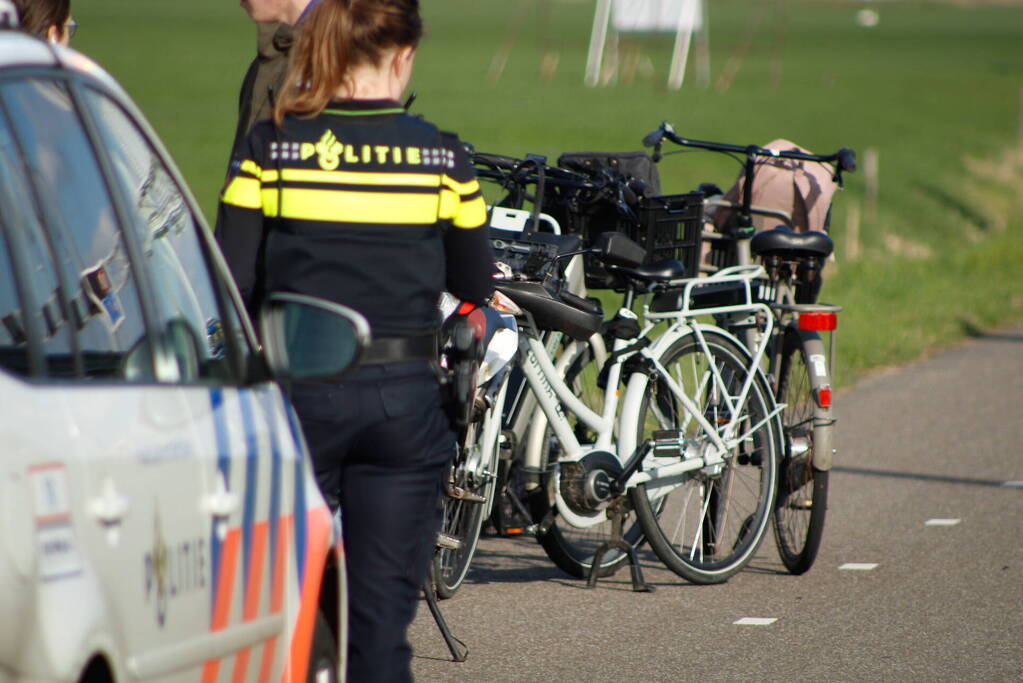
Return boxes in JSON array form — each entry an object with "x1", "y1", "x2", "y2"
[
  {"x1": 607, "y1": 258, "x2": 687, "y2": 283},
  {"x1": 495, "y1": 280, "x2": 603, "y2": 341},
  {"x1": 750, "y1": 227, "x2": 833, "y2": 259}
]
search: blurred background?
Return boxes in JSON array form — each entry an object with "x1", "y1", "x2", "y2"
[{"x1": 74, "y1": 0, "x2": 1022, "y2": 384}]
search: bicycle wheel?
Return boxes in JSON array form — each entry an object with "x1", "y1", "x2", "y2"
[
  {"x1": 433, "y1": 419, "x2": 491, "y2": 598},
  {"x1": 529, "y1": 339, "x2": 647, "y2": 579},
  {"x1": 629, "y1": 329, "x2": 780, "y2": 584},
  {"x1": 773, "y1": 328, "x2": 830, "y2": 574}
]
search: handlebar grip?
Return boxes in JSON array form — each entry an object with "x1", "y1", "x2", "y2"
[
  {"x1": 642, "y1": 127, "x2": 665, "y2": 148},
  {"x1": 837, "y1": 147, "x2": 857, "y2": 173}
]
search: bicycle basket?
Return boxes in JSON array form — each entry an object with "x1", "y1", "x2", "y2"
[
  {"x1": 557, "y1": 151, "x2": 661, "y2": 197},
  {"x1": 583, "y1": 192, "x2": 705, "y2": 290}
]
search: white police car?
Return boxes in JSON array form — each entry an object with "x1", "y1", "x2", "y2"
[{"x1": 0, "y1": 8, "x2": 366, "y2": 682}]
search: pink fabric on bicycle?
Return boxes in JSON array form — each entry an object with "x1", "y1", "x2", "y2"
[{"x1": 712, "y1": 139, "x2": 839, "y2": 234}]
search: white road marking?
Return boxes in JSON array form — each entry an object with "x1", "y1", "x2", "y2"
[
  {"x1": 734, "y1": 617, "x2": 777, "y2": 626},
  {"x1": 1002, "y1": 481, "x2": 1023, "y2": 488},
  {"x1": 925, "y1": 518, "x2": 961, "y2": 526},
  {"x1": 839, "y1": 562, "x2": 878, "y2": 571}
]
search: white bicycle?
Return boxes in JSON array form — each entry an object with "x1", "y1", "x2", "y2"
[{"x1": 497, "y1": 232, "x2": 783, "y2": 585}]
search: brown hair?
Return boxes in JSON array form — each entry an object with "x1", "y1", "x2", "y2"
[
  {"x1": 273, "y1": 0, "x2": 422, "y2": 125},
  {"x1": 13, "y1": 0, "x2": 70, "y2": 36}
]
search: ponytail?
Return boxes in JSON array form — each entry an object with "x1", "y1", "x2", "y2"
[{"x1": 273, "y1": 0, "x2": 422, "y2": 126}]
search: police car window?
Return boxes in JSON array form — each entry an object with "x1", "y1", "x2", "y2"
[
  {"x1": 82, "y1": 88, "x2": 241, "y2": 384},
  {"x1": 1, "y1": 77, "x2": 154, "y2": 381},
  {"x1": 0, "y1": 222, "x2": 30, "y2": 376}
]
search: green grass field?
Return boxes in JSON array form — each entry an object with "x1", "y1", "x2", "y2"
[{"x1": 74, "y1": 0, "x2": 1023, "y2": 385}]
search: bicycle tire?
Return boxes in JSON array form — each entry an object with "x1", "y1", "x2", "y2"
[
  {"x1": 529, "y1": 340, "x2": 648, "y2": 579},
  {"x1": 306, "y1": 610, "x2": 339, "y2": 683},
  {"x1": 773, "y1": 327, "x2": 830, "y2": 574},
  {"x1": 629, "y1": 329, "x2": 780, "y2": 584},
  {"x1": 433, "y1": 421, "x2": 490, "y2": 599}
]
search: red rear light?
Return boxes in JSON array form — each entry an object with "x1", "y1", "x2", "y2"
[
  {"x1": 816, "y1": 387, "x2": 832, "y2": 408},
  {"x1": 457, "y1": 302, "x2": 478, "y2": 316},
  {"x1": 799, "y1": 312, "x2": 837, "y2": 331}
]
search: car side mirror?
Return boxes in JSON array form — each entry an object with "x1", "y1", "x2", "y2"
[
  {"x1": 591, "y1": 231, "x2": 647, "y2": 268},
  {"x1": 259, "y1": 292, "x2": 370, "y2": 381}
]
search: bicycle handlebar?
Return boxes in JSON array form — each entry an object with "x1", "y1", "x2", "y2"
[
  {"x1": 643, "y1": 121, "x2": 857, "y2": 174},
  {"x1": 472, "y1": 151, "x2": 600, "y2": 190}
]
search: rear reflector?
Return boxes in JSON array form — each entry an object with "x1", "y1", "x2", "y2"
[
  {"x1": 816, "y1": 387, "x2": 832, "y2": 408},
  {"x1": 799, "y1": 311, "x2": 837, "y2": 331}
]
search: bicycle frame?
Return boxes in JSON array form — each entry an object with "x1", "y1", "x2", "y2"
[{"x1": 511, "y1": 264, "x2": 781, "y2": 529}]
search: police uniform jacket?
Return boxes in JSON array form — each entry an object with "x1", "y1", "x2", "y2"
[{"x1": 216, "y1": 99, "x2": 495, "y2": 338}]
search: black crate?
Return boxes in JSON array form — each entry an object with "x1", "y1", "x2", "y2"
[{"x1": 584, "y1": 191, "x2": 704, "y2": 290}]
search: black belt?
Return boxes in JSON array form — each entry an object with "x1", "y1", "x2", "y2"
[{"x1": 361, "y1": 333, "x2": 438, "y2": 365}]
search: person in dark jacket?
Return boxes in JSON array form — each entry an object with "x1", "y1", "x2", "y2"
[
  {"x1": 229, "y1": 0, "x2": 320, "y2": 161},
  {"x1": 217, "y1": 1, "x2": 494, "y2": 679}
]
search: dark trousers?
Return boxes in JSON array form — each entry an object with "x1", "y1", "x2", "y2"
[{"x1": 291, "y1": 361, "x2": 455, "y2": 683}]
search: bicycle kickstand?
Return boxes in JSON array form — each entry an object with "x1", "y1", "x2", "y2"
[
  {"x1": 423, "y1": 565, "x2": 468, "y2": 662},
  {"x1": 586, "y1": 497, "x2": 655, "y2": 593}
]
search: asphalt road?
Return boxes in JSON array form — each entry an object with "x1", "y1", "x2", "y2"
[{"x1": 407, "y1": 329, "x2": 1023, "y2": 682}]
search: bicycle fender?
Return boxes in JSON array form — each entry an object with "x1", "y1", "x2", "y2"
[{"x1": 792, "y1": 328, "x2": 835, "y2": 471}]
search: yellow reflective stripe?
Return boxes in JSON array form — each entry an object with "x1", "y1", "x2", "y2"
[
  {"x1": 262, "y1": 187, "x2": 440, "y2": 224},
  {"x1": 439, "y1": 189, "x2": 459, "y2": 221},
  {"x1": 261, "y1": 168, "x2": 442, "y2": 188},
  {"x1": 221, "y1": 176, "x2": 262, "y2": 210},
  {"x1": 442, "y1": 175, "x2": 480, "y2": 196},
  {"x1": 453, "y1": 196, "x2": 488, "y2": 229},
  {"x1": 240, "y1": 159, "x2": 263, "y2": 178},
  {"x1": 261, "y1": 187, "x2": 278, "y2": 217}
]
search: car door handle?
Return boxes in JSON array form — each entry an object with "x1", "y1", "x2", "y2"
[
  {"x1": 89, "y1": 477, "x2": 130, "y2": 525},
  {"x1": 203, "y1": 472, "x2": 239, "y2": 519}
]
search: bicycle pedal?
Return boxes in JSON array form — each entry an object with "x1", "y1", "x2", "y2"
[
  {"x1": 445, "y1": 484, "x2": 486, "y2": 503},
  {"x1": 436, "y1": 532, "x2": 463, "y2": 550}
]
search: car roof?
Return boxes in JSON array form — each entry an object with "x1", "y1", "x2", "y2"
[{"x1": 0, "y1": 29, "x2": 126, "y2": 99}]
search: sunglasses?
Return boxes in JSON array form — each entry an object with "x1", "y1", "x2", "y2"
[{"x1": 65, "y1": 18, "x2": 77, "y2": 40}]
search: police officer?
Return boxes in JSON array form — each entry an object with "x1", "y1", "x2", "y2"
[{"x1": 216, "y1": 1, "x2": 494, "y2": 680}]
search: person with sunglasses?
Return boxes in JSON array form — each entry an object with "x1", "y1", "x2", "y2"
[{"x1": 12, "y1": 0, "x2": 75, "y2": 44}]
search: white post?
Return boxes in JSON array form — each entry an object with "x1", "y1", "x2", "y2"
[
  {"x1": 586, "y1": 0, "x2": 614, "y2": 87},
  {"x1": 667, "y1": 0, "x2": 698, "y2": 89},
  {"x1": 694, "y1": 0, "x2": 711, "y2": 87}
]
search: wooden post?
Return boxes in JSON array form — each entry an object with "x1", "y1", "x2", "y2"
[
  {"x1": 845, "y1": 200, "x2": 861, "y2": 262},
  {"x1": 864, "y1": 147, "x2": 879, "y2": 223}
]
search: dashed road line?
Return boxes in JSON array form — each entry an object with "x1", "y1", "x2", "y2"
[
  {"x1": 925, "y1": 518, "x2": 961, "y2": 526},
  {"x1": 839, "y1": 562, "x2": 878, "y2": 571},
  {"x1": 734, "y1": 617, "x2": 777, "y2": 626}
]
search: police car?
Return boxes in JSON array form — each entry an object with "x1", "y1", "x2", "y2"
[{"x1": 0, "y1": 7, "x2": 366, "y2": 682}]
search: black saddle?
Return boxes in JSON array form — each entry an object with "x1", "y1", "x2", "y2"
[{"x1": 750, "y1": 227, "x2": 833, "y2": 259}]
